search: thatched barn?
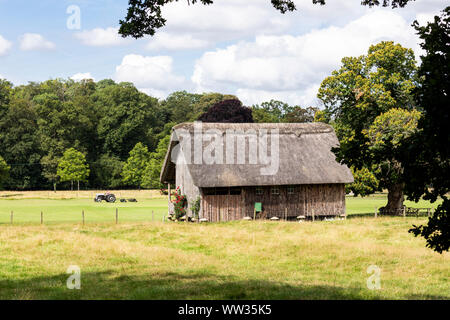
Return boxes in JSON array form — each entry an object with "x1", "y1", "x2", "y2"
[{"x1": 160, "y1": 122, "x2": 354, "y2": 222}]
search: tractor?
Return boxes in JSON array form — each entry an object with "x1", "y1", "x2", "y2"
[{"x1": 94, "y1": 193, "x2": 116, "y2": 203}]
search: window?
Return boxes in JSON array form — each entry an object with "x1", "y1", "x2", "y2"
[
  {"x1": 203, "y1": 188, "x2": 216, "y2": 195},
  {"x1": 203, "y1": 187, "x2": 242, "y2": 195},
  {"x1": 287, "y1": 186, "x2": 295, "y2": 194},
  {"x1": 230, "y1": 187, "x2": 242, "y2": 195},
  {"x1": 255, "y1": 187, "x2": 263, "y2": 195},
  {"x1": 215, "y1": 187, "x2": 228, "y2": 195},
  {"x1": 271, "y1": 187, "x2": 280, "y2": 195}
]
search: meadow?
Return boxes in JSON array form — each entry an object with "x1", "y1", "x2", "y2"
[{"x1": 0, "y1": 191, "x2": 448, "y2": 300}]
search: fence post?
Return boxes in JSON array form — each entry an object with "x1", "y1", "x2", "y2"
[
  {"x1": 82, "y1": 210, "x2": 85, "y2": 225},
  {"x1": 375, "y1": 207, "x2": 377, "y2": 219},
  {"x1": 41, "y1": 211, "x2": 43, "y2": 225},
  {"x1": 152, "y1": 210, "x2": 154, "y2": 221},
  {"x1": 312, "y1": 209, "x2": 315, "y2": 222},
  {"x1": 427, "y1": 208, "x2": 431, "y2": 217},
  {"x1": 285, "y1": 208, "x2": 288, "y2": 221},
  {"x1": 402, "y1": 207, "x2": 406, "y2": 218},
  {"x1": 253, "y1": 208, "x2": 256, "y2": 221},
  {"x1": 116, "y1": 208, "x2": 118, "y2": 224},
  {"x1": 10, "y1": 210, "x2": 13, "y2": 224},
  {"x1": 163, "y1": 215, "x2": 166, "y2": 222}
]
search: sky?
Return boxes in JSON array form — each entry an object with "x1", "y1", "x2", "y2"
[{"x1": 0, "y1": 0, "x2": 445, "y2": 106}]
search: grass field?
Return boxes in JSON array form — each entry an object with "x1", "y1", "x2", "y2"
[
  {"x1": 0, "y1": 191, "x2": 448, "y2": 300},
  {"x1": 0, "y1": 190, "x2": 443, "y2": 224}
]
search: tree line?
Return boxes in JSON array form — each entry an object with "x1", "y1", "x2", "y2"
[{"x1": 0, "y1": 79, "x2": 317, "y2": 191}]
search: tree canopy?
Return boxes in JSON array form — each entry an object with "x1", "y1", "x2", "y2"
[
  {"x1": 401, "y1": 7, "x2": 450, "y2": 253},
  {"x1": 0, "y1": 156, "x2": 10, "y2": 189},
  {"x1": 198, "y1": 99, "x2": 254, "y2": 123},
  {"x1": 119, "y1": 0, "x2": 414, "y2": 38},
  {"x1": 317, "y1": 41, "x2": 418, "y2": 213},
  {"x1": 122, "y1": 142, "x2": 151, "y2": 188},
  {"x1": 57, "y1": 148, "x2": 90, "y2": 191}
]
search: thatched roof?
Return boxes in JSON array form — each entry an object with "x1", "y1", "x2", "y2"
[{"x1": 160, "y1": 122, "x2": 354, "y2": 187}]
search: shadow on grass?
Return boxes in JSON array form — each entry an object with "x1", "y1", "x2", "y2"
[
  {"x1": 346, "y1": 213, "x2": 375, "y2": 219},
  {"x1": 0, "y1": 194, "x2": 23, "y2": 198},
  {"x1": 0, "y1": 271, "x2": 447, "y2": 300}
]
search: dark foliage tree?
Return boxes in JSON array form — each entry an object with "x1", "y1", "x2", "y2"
[
  {"x1": 119, "y1": 0, "x2": 413, "y2": 38},
  {"x1": 0, "y1": 97, "x2": 43, "y2": 189},
  {"x1": 402, "y1": 7, "x2": 450, "y2": 253},
  {"x1": 198, "y1": 99, "x2": 254, "y2": 123}
]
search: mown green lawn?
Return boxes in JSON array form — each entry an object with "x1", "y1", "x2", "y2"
[
  {"x1": 0, "y1": 192, "x2": 442, "y2": 224},
  {"x1": 0, "y1": 198, "x2": 168, "y2": 224},
  {"x1": 345, "y1": 193, "x2": 442, "y2": 215}
]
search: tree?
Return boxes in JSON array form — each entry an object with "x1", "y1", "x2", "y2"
[
  {"x1": 41, "y1": 153, "x2": 59, "y2": 192},
  {"x1": 92, "y1": 154, "x2": 125, "y2": 189},
  {"x1": 0, "y1": 97, "x2": 43, "y2": 189},
  {"x1": 318, "y1": 41, "x2": 418, "y2": 213},
  {"x1": 142, "y1": 135, "x2": 171, "y2": 189},
  {"x1": 122, "y1": 142, "x2": 151, "y2": 188},
  {"x1": 367, "y1": 108, "x2": 421, "y2": 211},
  {"x1": 252, "y1": 100, "x2": 318, "y2": 123},
  {"x1": 96, "y1": 82, "x2": 159, "y2": 159},
  {"x1": 57, "y1": 148, "x2": 90, "y2": 191},
  {"x1": 119, "y1": 0, "x2": 413, "y2": 38},
  {"x1": 198, "y1": 99, "x2": 253, "y2": 123},
  {"x1": 0, "y1": 156, "x2": 10, "y2": 189},
  {"x1": 285, "y1": 106, "x2": 318, "y2": 123},
  {"x1": 402, "y1": 7, "x2": 450, "y2": 253},
  {"x1": 346, "y1": 166, "x2": 379, "y2": 197},
  {"x1": 252, "y1": 100, "x2": 293, "y2": 123}
]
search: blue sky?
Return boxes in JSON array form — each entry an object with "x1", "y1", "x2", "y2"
[{"x1": 0, "y1": 0, "x2": 446, "y2": 105}]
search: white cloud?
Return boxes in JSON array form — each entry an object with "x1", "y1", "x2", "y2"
[
  {"x1": 71, "y1": 72, "x2": 95, "y2": 81},
  {"x1": 192, "y1": 10, "x2": 421, "y2": 106},
  {"x1": 75, "y1": 27, "x2": 128, "y2": 47},
  {"x1": 114, "y1": 54, "x2": 188, "y2": 98},
  {"x1": 0, "y1": 35, "x2": 12, "y2": 56},
  {"x1": 19, "y1": 33, "x2": 55, "y2": 51},
  {"x1": 146, "y1": 32, "x2": 210, "y2": 51}
]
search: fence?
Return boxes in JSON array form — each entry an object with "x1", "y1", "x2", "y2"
[{"x1": 3, "y1": 209, "x2": 167, "y2": 225}]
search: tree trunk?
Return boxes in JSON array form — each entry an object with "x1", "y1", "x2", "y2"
[
  {"x1": 71, "y1": 180, "x2": 73, "y2": 191},
  {"x1": 53, "y1": 182, "x2": 56, "y2": 193},
  {"x1": 78, "y1": 181, "x2": 80, "y2": 191},
  {"x1": 382, "y1": 183, "x2": 405, "y2": 215}
]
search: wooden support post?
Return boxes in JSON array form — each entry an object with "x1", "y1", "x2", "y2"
[
  {"x1": 10, "y1": 211, "x2": 13, "y2": 224},
  {"x1": 41, "y1": 211, "x2": 43, "y2": 225},
  {"x1": 402, "y1": 207, "x2": 406, "y2": 218},
  {"x1": 375, "y1": 207, "x2": 377, "y2": 219},
  {"x1": 427, "y1": 208, "x2": 431, "y2": 217},
  {"x1": 285, "y1": 208, "x2": 288, "y2": 221},
  {"x1": 82, "y1": 210, "x2": 85, "y2": 225},
  {"x1": 163, "y1": 215, "x2": 166, "y2": 222},
  {"x1": 253, "y1": 208, "x2": 256, "y2": 221},
  {"x1": 116, "y1": 208, "x2": 118, "y2": 224},
  {"x1": 312, "y1": 209, "x2": 315, "y2": 222},
  {"x1": 152, "y1": 210, "x2": 154, "y2": 221}
]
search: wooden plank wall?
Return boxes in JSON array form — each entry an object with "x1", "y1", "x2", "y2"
[{"x1": 201, "y1": 184, "x2": 345, "y2": 222}]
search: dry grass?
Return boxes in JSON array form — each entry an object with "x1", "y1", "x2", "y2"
[{"x1": 0, "y1": 217, "x2": 448, "y2": 300}]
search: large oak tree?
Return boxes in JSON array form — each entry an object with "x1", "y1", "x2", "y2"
[{"x1": 317, "y1": 41, "x2": 418, "y2": 214}]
